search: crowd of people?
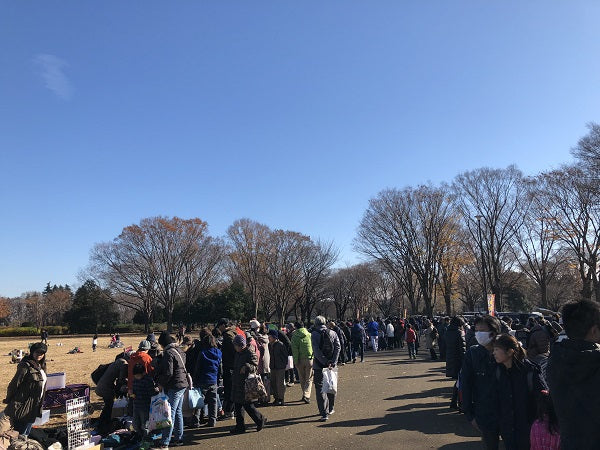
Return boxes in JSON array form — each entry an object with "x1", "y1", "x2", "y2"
[{"x1": 2, "y1": 299, "x2": 599, "y2": 449}]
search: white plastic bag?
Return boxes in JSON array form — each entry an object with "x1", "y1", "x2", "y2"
[
  {"x1": 148, "y1": 392, "x2": 172, "y2": 431},
  {"x1": 321, "y1": 367, "x2": 338, "y2": 395},
  {"x1": 286, "y1": 355, "x2": 294, "y2": 370}
]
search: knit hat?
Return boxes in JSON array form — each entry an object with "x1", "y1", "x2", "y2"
[
  {"x1": 138, "y1": 340, "x2": 151, "y2": 351},
  {"x1": 232, "y1": 334, "x2": 246, "y2": 347},
  {"x1": 268, "y1": 329, "x2": 279, "y2": 339},
  {"x1": 249, "y1": 319, "x2": 260, "y2": 330}
]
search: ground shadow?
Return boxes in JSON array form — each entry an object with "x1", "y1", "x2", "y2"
[
  {"x1": 388, "y1": 373, "x2": 436, "y2": 380},
  {"x1": 320, "y1": 406, "x2": 480, "y2": 439},
  {"x1": 384, "y1": 386, "x2": 451, "y2": 401}
]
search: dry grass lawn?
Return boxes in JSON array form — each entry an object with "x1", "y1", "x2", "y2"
[{"x1": 0, "y1": 334, "x2": 149, "y2": 426}]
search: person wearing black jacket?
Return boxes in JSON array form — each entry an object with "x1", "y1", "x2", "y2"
[
  {"x1": 216, "y1": 318, "x2": 238, "y2": 418},
  {"x1": 460, "y1": 315, "x2": 502, "y2": 449},
  {"x1": 493, "y1": 334, "x2": 546, "y2": 449},
  {"x1": 445, "y1": 316, "x2": 466, "y2": 409},
  {"x1": 156, "y1": 331, "x2": 188, "y2": 448},
  {"x1": 278, "y1": 328, "x2": 294, "y2": 386},
  {"x1": 547, "y1": 300, "x2": 600, "y2": 450},
  {"x1": 3, "y1": 342, "x2": 48, "y2": 436}
]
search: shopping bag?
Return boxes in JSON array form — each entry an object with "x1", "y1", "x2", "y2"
[
  {"x1": 244, "y1": 374, "x2": 268, "y2": 402},
  {"x1": 187, "y1": 388, "x2": 205, "y2": 409},
  {"x1": 321, "y1": 367, "x2": 338, "y2": 395},
  {"x1": 148, "y1": 393, "x2": 172, "y2": 431},
  {"x1": 286, "y1": 356, "x2": 294, "y2": 370}
]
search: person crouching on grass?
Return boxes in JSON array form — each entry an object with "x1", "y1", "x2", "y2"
[{"x1": 268, "y1": 329, "x2": 288, "y2": 406}]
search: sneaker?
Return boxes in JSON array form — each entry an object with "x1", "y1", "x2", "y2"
[
  {"x1": 286, "y1": 382, "x2": 294, "y2": 387},
  {"x1": 319, "y1": 415, "x2": 329, "y2": 422},
  {"x1": 257, "y1": 417, "x2": 267, "y2": 432},
  {"x1": 302, "y1": 397, "x2": 310, "y2": 404},
  {"x1": 174, "y1": 440, "x2": 184, "y2": 447},
  {"x1": 207, "y1": 420, "x2": 216, "y2": 427},
  {"x1": 352, "y1": 359, "x2": 356, "y2": 364},
  {"x1": 329, "y1": 409, "x2": 335, "y2": 415}
]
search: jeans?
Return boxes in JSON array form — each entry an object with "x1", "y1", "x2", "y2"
[
  {"x1": 234, "y1": 402, "x2": 263, "y2": 430},
  {"x1": 407, "y1": 342, "x2": 416, "y2": 358},
  {"x1": 133, "y1": 405, "x2": 149, "y2": 437},
  {"x1": 370, "y1": 336, "x2": 378, "y2": 352},
  {"x1": 351, "y1": 341, "x2": 364, "y2": 362},
  {"x1": 161, "y1": 388, "x2": 185, "y2": 446},
  {"x1": 313, "y1": 366, "x2": 336, "y2": 417}
]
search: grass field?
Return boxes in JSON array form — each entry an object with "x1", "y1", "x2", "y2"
[{"x1": 0, "y1": 334, "x2": 149, "y2": 426}]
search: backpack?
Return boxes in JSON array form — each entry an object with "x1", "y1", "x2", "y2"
[
  {"x1": 319, "y1": 329, "x2": 335, "y2": 359},
  {"x1": 91, "y1": 363, "x2": 110, "y2": 385}
]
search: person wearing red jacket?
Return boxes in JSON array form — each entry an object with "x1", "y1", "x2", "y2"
[
  {"x1": 406, "y1": 324, "x2": 417, "y2": 359},
  {"x1": 128, "y1": 340, "x2": 154, "y2": 394}
]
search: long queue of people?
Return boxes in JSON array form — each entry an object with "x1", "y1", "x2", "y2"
[{"x1": 430, "y1": 300, "x2": 600, "y2": 450}]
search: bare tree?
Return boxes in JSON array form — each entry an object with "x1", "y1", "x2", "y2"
[
  {"x1": 227, "y1": 219, "x2": 271, "y2": 318},
  {"x1": 572, "y1": 122, "x2": 600, "y2": 175},
  {"x1": 536, "y1": 165, "x2": 600, "y2": 302},
  {"x1": 262, "y1": 230, "x2": 309, "y2": 325},
  {"x1": 295, "y1": 240, "x2": 338, "y2": 322},
  {"x1": 452, "y1": 165, "x2": 526, "y2": 311},
  {"x1": 356, "y1": 185, "x2": 456, "y2": 317}
]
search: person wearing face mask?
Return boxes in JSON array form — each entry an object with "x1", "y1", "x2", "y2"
[
  {"x1": 459, "y1": 314, "x2": 502, "y2": 449},
  {"x1": 547, "y1": 300, "x2": 600, "y2": 450}
]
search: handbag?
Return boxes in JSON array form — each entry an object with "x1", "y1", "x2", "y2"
[
  {"x1": 187, "y1": 388, "x2": 205, "y2": 409},
  {"x1": 173, "y1": 348, "x2": 193, "y2": 388},
  {"x1": 244, "y1": 374, "x2": 268, "y2": 402}
]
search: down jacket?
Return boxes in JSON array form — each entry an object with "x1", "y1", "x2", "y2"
[
  {"x1": 547, "y1": 338, "x2": 600, "y2": 450},
  {"x1": 95, "y1": 358, "x2": 128, "y2": 399},
  {"x1": 4, "y1": 357, "x2": 46, "y2": 422},
  {"x1": 444, "y1": 324, "x2": 466, "y2": 379},
  {"x1": 231, "y1": 346, "x2": 258, "y2": 404}
]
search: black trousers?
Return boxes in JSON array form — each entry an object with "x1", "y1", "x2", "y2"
[
  {"x1": 234, "y1": 402, "x2": 263, "y2": 430},
  {"x1": 99, "y1": 395, "x2": 114, "y2": 434},
  {"x1": 222, "y1": 368, "x2": 235, "y2": 414}
]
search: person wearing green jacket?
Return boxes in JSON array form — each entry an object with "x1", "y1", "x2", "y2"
[{"x1": 291, "y1": 321, "x2": 314, "y2": 404}]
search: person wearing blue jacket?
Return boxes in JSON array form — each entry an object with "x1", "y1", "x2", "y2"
[
  {"x1": 193, "y1": 328, "x2": 222, "y2": 427},
  {"x1": 367, "y1": 318, "x2": 379, "y2": 352}
]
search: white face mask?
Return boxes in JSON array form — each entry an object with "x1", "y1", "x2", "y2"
[{"x1": 475, "y1": 331, "x2": 493, "y2": 346}]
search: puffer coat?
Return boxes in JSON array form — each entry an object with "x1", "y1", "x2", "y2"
[
  {"x1": 4, "y1": 357, "x2": 46, "y2": 422},
  {"x1": 231, "y1": 346, "x2": 258, "y2": 404},
  {"x1": 445, "y1": 324, "x2": 466, "y2": 379}
]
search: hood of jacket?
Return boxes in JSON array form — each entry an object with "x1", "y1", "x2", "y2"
[{"x1": 549, "y1": 338, "x2": 600, "y2": 384}]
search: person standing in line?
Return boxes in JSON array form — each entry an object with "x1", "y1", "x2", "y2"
[
  {"x1": 445, "y1": 316, "x2": 466, "y2": 409},
  {"x1": 291, "y1": 321, "x2": 313, "y2": 404},
  {"x1": 460, "y1": 315, "x2": 502, "y2": 450},
  {"x1": 311, "y1": 316, "x2": 341, "y2": 422},
  {"x1": 215, "y1": 318, "x2": 238, "y2": 420},
  {"x1": 351, "y1": 318, "x2": 366, "y2": 363},
  {"x1": 424, "y1": 320, "x2": 439, "y2": 360},
  {"x1": 367, "y1": 318, "x2": 379, "y2": 352},
  {"x1": 547, "y1": 300, "x2": 600, "y2": 449},
  {"x1": 193, "y1": 328, "x2": 222, "y2": 428},
  {"x1": 92, "y1": 334, "x2": 98, "y2": 352},
  {"x1": 156, "y1": 331, "x2": 188, "y2": 448},
  {"x1": 406, "y1": 324, "x2": 417, "y2": 359},
  {"x1": 268, "y1": 330, "x2": 288, "y2": 406},
  {"x1": 230, "y1": 334, "x2": 266, "y2": 434},
  {"x1": 385, "y1": 320, "x2": 395, "y2": 351}
]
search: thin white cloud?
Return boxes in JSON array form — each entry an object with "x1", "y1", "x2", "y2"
[{"x1": 33, "y1": 54, "x2": 73, "y2": 100}]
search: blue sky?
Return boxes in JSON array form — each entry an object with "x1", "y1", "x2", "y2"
[{"x1": 1, "y1": 2, "x2": 599, "y2": 297}]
